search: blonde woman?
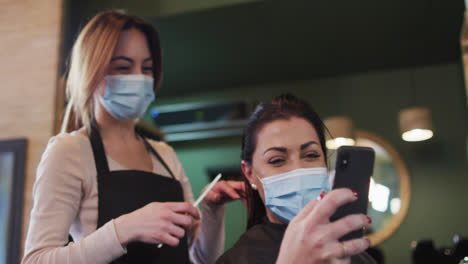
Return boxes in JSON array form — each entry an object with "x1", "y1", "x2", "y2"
[{"x1": 22, "y1": 10, "x2": 243, "y2": 264}]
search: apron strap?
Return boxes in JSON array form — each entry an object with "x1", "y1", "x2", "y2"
[
  {"x1": 140, "y1": 135, "x2": 177, "y2": 180},
  {"x1": 89, "y1": 121, "x2": 110, "y2": 175},
  {"x1": 89, "y1": 120, "x2": 176, "y2": 180}
]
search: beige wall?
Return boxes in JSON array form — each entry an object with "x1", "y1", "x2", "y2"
[{"x1": 0, "y1": 0, "x2": 63, "y2": 257}]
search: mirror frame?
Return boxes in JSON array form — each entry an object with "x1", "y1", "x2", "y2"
[
  {"x1": 356, "y1": 131, "x2": 411, "y2": 246},
  {"x1": 0, "y1": 138, "x2": 27, "y2": 264}
]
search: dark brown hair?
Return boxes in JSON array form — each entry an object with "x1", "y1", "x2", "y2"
[{"x1": 241, "y1": 93, "x2": 328, "y2": 228}]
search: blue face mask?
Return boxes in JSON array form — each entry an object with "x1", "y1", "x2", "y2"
[
  {"x1": 99, "y1": 74, "x2": 155, "y2": 120},
  {"x1": 259, "y1": 167, "x2": 331, "y2": 223}
]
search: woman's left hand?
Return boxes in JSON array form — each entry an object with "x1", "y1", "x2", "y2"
[{"x1": 202, "y1": 180, "x2": 246, "y2": 206}]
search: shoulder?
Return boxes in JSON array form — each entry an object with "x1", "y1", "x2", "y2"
[
  {"x1": 42, "y1": 131, "x2": 89, "y2": 159},
  {"x1": 37, "y1": 130, "x2": 93, "y2": 180},
  {"x1": 217, "y1": 225, "x2": 279, "y2": 264},
  {"x1": 34, "y1": 131, "x2": 91, "y2": 193}
]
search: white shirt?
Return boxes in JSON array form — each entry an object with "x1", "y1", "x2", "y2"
[{"x1": 22, "y1": 131, "x2": 225, "y2": 264}]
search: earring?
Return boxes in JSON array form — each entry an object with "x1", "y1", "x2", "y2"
[{"x1": 251, "y1": 183, "x2": 257, "y2": 190}]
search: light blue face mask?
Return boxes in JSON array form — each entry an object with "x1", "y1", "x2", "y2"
[
  {"x1": 259, "y1": 167, "x2": 331, "y2": 223},
  {"x1": 99, "y1": 74, "x2": 155, "y2": 120}
]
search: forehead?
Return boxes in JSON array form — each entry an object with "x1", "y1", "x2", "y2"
[
  {"x1": 113, "y1": 28, "x2": 150, "y2": 57},
  {"x1": 255, "y1": 117, "x2": 321, "y2": 151}
]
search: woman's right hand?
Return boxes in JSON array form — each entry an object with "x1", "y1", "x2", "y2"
[
  {"x1": 276, "y1": 189, "x2": 371, "y2": 264},
  {"x1": 114, "y1": 202, "x2": 200, "y2": 247}
]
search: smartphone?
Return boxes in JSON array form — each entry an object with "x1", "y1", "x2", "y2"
[{"x1": 329, "y1": 146, "x2": 375, "y2": 241}]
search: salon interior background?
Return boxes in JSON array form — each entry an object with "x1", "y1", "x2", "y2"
[{"x1": 1, "y1": 0, "x2": 467, "y2": 264}]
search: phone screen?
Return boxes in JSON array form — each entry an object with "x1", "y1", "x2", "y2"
[{"x1": 329, "y1": 146, "x2": 375, "y2": 241}]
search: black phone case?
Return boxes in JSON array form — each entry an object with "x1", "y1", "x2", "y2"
[{"x1": 329, "y1": 146, "x2": 375, "y2": 241}]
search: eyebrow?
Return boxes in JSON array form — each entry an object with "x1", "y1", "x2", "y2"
[
  {"x1": 111, "y1": 56, "x2": 133, "y2": 63},
  {"x1": 263, "y1": 141, "x2": 319, "y2": 155},
  {"x1": 263, "y1": 147, "x2": 287, "y2": 154},
  {"x1": 300, "y1": 141, "x2": 319, "y2": 150},
  {"x1": 110, "y1": 56, "x2": 152, "y2": 63}
]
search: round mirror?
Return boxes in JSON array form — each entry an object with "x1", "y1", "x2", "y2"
[{"x1": 328, "y1": 130, "x2": 411, "y2": 246}]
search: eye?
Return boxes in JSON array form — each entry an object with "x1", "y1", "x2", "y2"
[
  {"x1": 268, "y1": 157, "x2": 285, "y2": 166},
  {"x1": 114, "y1": 65, "x2": 131, "y2": 71},
  {"x1": 142, "y1": 66, "x2": 153, "y2": 74},
  {"x1": 304, "y1": 152, "x2": 320, "y2": 160}
]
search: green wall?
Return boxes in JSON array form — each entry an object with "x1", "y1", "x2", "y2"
[
  {"x1": 151, "y1": 62, "x2": 468, "y2": 264},
  {"x1": 169, "y1": 137, "x2": 248, "y2": 251}
]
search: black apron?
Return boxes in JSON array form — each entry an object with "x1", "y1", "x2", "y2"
[{"x1": 89, "y1": 124, "x2": 190, "y2": 264}]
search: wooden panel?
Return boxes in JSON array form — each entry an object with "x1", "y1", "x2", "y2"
[{"x1": 0, "y1": 0, "x2": 63, "y2": 257}]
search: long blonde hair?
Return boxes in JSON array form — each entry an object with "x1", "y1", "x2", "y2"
[{"x1": 61, "y1": 10, "x2": 162, "y2": 133}]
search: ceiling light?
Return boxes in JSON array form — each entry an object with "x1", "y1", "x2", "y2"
[
  {"x1": 399, "y1": 107, "x2": 434, "y2": 142},
  {"x1": 324, "y1": 116, "x2": 355, "y2": 149}
]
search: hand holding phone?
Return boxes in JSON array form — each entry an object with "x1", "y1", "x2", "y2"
[{"x1": 329, "y1": 146, "x2": 375, "y2": 241}]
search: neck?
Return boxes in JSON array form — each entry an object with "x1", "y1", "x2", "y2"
[
  {"x1": 94, "y1": 102, "x2": 136, "y2": 141},
  {"x1": 265, "y1": 208, "x2": 286, "y2": 225}
]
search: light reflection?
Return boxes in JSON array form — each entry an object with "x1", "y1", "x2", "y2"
[
  {"x1": 368, "y1": 177, "x2": 390, "y2": 213},
  {"x1": 402, "y1": 128, "x2": 433, "y2": 142},
  {"x1": 390, "y1": 198, "x2": 401, "y2": 214},
  {"x1": 326, "y1": 137, "x2": 355, "y2": 149}
]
